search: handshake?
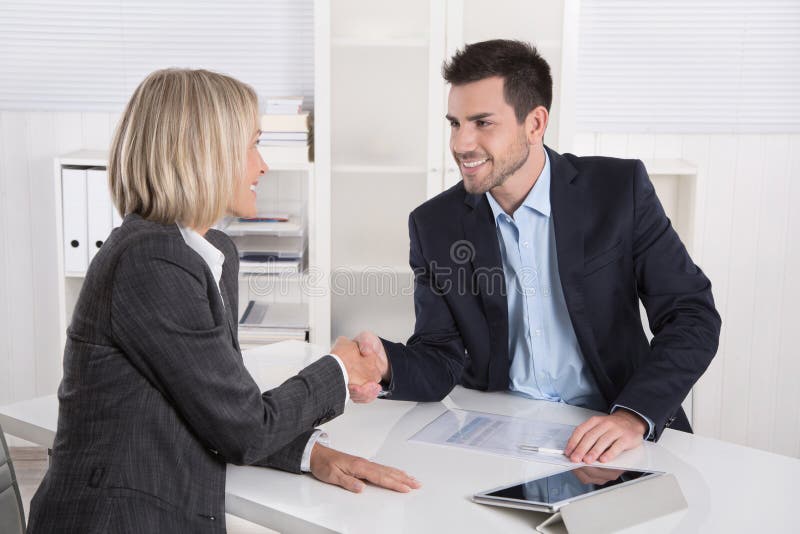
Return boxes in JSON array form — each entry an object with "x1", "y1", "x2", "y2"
[{"x1": 329, "y1": 332, "x2": 391, "y2": 403}]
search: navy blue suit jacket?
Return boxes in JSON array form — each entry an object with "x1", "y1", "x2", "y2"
[{"x1": 381, "y1": 147, "x2": 721, "y2": 440}]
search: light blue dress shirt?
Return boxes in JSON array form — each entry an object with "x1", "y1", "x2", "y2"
[
  {"x1": 485, "y1": 150, "x2": 654, "y2": 438},
  {"x1": 485, "y1": 151, "x2": 606, "y2": 412}
]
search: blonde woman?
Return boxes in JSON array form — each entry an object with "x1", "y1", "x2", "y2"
[{"x1": 27, "y1": 69, "x2": 418, "y2": 533}]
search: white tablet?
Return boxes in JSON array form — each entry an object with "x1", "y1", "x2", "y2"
[{"x1": 473, "y1": 466, "x2": 663, "y2": 513}]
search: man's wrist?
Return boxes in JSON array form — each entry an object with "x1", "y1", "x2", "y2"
[
  {"x1": 612, "y1": 408, "x2": 648, "y2": 436},
  {"x1": 376, "y1": 339, "x2": 392, "y2": 381},
  {"x1": 380, "y1": 359, "x2": 391, "y2": 382}
]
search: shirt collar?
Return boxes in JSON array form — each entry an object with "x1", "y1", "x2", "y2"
[
  {"x1": 177, "y1": 224, "x2": 225, "y2": 288},
  {"x1": 486, "y1": 147, "x2": 552, "y2": 220}
]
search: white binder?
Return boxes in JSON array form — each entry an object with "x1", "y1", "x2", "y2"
[
  {"x1": 62, "y1": 168, "x2": 88, "y2": 273},
  {"x1": 86, "y1": 167, "x2": 113, "y2": 262},
  {"x1": 110, "y1": 172, "x2": 124, "y2": 228},
  {"x1": 112, "y1": 205, "x2": 124, "y2": 229}
]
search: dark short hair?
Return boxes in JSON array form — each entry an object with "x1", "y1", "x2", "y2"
[{"x1": 442, "y1": 39, "x2": 553, "y2": 123}]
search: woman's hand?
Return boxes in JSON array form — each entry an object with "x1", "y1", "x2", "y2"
[{"x1": 309, "y1": 443, "x2": 421, "y2": 493}]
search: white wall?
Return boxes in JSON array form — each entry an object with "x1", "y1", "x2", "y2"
[
  {"x1": 2, "y1": 4, "x2": 798, "y2": 461},
  {"x1": 572, "y1": 132, "x2": 800, "y2": 458},
  {"x1": 0, "y1": 111, "x2": 117, "y2": 443}
]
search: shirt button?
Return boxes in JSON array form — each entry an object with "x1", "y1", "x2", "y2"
[
  {"x1": 522, "y1": 241, "x2": 529, "y2": 247},
  {"x1": 543, "y1": 287, "x2": 551, "y2": 297},
  {"x1": 534, "y1": 329, "x2": 542, "y2": 337}
]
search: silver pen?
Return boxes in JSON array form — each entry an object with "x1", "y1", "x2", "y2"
[{"x1": 518, "y1": 444, "x2": 565, "y2": 455}]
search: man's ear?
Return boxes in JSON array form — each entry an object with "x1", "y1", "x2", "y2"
[{"x1": 525, "y1": 105, "x2": 549, "y2": 146}]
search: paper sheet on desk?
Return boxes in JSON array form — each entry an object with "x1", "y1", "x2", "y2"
[{"x1": 410, "y1": 409, "x2": 576, "y2": 465}]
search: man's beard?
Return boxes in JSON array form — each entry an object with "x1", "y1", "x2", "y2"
[{"x1": 462, "y1": 136, "x2": 530, "y2": 195}]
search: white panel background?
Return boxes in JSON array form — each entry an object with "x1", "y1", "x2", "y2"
[
  {"x1": 576, "y1": 0, "x2": 800, "y2": 133},
  {"x1": 573, "y1": 132, "x2": 800, "y2": 457},
  {"x1": 0, "y1": 0, "x2": 314, "y2": 112},
  {"x1": 572, "y1": 0, "x2": 800, "y2": 457},
  {"x1": 0, "y1": 111, "x2": 114, "y2": 444},
  {"x1": 1, "y1": 1, "x2": 799, "y2": 460}
]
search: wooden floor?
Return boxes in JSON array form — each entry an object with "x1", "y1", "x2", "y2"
[{"x1": 10, "y1": 447, "x2": 277, "y2": 533}]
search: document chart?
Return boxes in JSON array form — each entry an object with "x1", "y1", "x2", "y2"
[{"x1": 410, "y1": 409, "x2": 575, "y2": 465}]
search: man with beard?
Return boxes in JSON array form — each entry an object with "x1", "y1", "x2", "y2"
[{"x1": 350, "y1": 39, "x2": 721, "y2": 465}]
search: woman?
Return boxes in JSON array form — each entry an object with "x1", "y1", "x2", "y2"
[{"x1": 27, "y1": 69, "x2": 418, "y2": 533}]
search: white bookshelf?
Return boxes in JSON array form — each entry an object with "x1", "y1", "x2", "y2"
[
  {"x1": 53, "y1": 150, "x2": 330, "y2": 351},
  {"x1": 331, "y1": 37, "x2": 428, "y2": 48},
  {"x1": 331, "y1": 164, "x2": 428, "y2": 174},
  {"x1": 329, "y1": 0, "x2": 570, "y2": 343},
  {"x1": 643, "y1": 158, "x2": 698, "y2": 177},
  {"x1": 329, "y1": 0, "x2": 440, "y2": 342},
  {"x1": 223, "y1": 215, "x2": 306, "y2": 237}
]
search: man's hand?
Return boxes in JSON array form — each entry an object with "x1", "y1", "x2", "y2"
[
  {"x1": 572, "y1": 466, "x2": 625, "y2": 485},
  {"x1": 564, "y1": 409, "x2": 647, "y2": 464},
  {"x1": 348, "y1": 331, "x2": 390, "y2": 403},
  {"x1": 309, "y1": 443, "x2": 421, "y2": 493},
  {"x1": 330, "y1": 336, "x2": 381, "y2": 387}
]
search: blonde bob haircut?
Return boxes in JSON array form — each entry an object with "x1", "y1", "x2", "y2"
[{"x1": 109, "y1": 68, "x2": 258, "y2": 230}]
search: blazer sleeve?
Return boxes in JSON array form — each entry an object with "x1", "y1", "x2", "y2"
[
  {"x1": 380, "y1": 213, "x2": 466, "y2": 401},
  {"x1": 110, "y1": 238, "x2": 345, "y2": 467},
  {"x1": 612, "y1": 161, "x2": 722, "y2": 438},
  {"x1": 250, "y1": 430, "x2": 316, "y2": 474}
]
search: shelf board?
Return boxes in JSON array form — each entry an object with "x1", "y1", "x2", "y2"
[
  {"x1": 59, "y1": 149, "x2": 108, "y2": 167},
  {"x1": 332, "y1": 164, "x2": 427, "y2": 174},
  {"x1": 332, "y1": 36, "x2": 428, "y2": 48},
  {"x1": 333, "y1": 264, "x2": 413, "y2": 275},
  {"x1": 66, "y1": 269, "x2": 310, "y2": 279},
  {"x1": 58, "y1": 149, "x2": 309, "y2": 172},
  {"x1": 222, "y1": 215, "x2": 304, "y2": 237},
  {"x1": 239, "y1": 262, "x2": 301, "y2": 276},
  {"x1": 264, "y1": 160, "x2": 311, "y2": 171},
  {"x1": 642, "y1": 158, "x2": 698, "y2": 176},
  {"x1": 239, "y1": 301, "x2": 309, "y2": 330},
  {"x1": 533, "y1": 39, "x2": 563, "y2": 49}
]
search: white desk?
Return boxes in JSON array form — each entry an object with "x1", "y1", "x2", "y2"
[{"x1": 2, "y1": 341, "x2": 798, "y2": 533}]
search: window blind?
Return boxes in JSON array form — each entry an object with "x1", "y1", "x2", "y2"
[
  {"x1": 575, "y1": 0, "x2": 800, "y2": 133},
  {"x1": 0, "y1": 0, "x2": 314, "y2": 112}
]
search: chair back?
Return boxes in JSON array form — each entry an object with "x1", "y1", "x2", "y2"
[{"x1": 0, "y1": 426, "x2": 26, "y2": 534}]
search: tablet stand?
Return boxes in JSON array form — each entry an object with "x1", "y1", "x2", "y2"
[{"x1": 535, "y1": 473, "x2": 687, "y2": 534}]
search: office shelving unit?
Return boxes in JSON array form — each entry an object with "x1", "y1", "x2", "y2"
[
  {"x1": 328, "y1": 0, "x2": 569, "y2": 341},
  {"x1": 51, "y1": 0, "x2": 334, "y2": 351},
  {"x1": 53, "y1": 149, "x2": 330, "y2": 351},
  {"x1": 328, "y1": 0, "x2": 437, "y2": 341}
]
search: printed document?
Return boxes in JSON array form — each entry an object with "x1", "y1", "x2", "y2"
[{"x1": 410, "y1": 409, "x2": 576, "y2": 465}]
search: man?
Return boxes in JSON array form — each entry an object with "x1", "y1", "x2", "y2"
[{"x1": 350, "y1": 39, "x2": 721, "y2": 464}]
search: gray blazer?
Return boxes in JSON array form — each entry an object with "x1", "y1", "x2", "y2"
[{"x1": 27, "y1": 214, "x2": 344, "y2": 533}]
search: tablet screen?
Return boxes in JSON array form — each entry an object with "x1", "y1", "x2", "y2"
[{"x1": 485, "y1": 467, "x2": 658, "y2": 505}]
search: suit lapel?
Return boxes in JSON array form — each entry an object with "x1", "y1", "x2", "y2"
[
  {"x1": 548, "y1": 148, "x2": 612, "y2": 399},
  {"x1": 169, "y1": 223, "x2": 242, "y2": 353},
  {"x1": 462, "y1": 193, "x2": 509, "y2": 386},
  {"x1": 218, "y1": 278, "x2": 241, "y2": 352}
]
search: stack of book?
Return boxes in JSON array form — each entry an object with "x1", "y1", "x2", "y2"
[
  {"x1": 224, "y1": 214, "x2": 304, "y2": 237},
  {"x1": 232, "y1": 233, "x2": 304, "y2": 275},
  {"x1": 259, "y1": 96, "x2": 310, "y2": 164},
  {"x1": 238, "y1": 301, "x2": 308, "y2": 348}
]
